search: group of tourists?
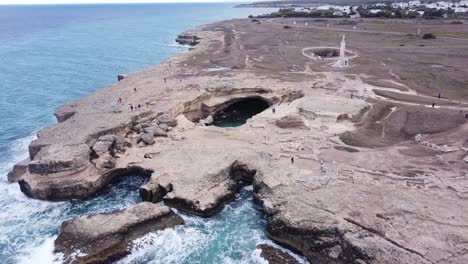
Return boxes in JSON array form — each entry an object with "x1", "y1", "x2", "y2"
[{"x1": 116, "y1": 76, "x2": 174, "y2": 112}]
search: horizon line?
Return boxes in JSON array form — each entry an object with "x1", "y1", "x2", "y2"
[{"x1": 0, "y1": 1, "x2": 253, "y2": 6}]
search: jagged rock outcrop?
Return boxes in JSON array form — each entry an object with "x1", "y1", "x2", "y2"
[
  {"x1": 256, "y1": 244, "x2": 300, "y2": 264},
  {"x1": 28, "y1": 144, "x2": 90, "y2": 175},
  {"x1": 92, "y1": 135, "x2": 116, "y2": 157},
  {"x1": 153, "y1": 127, "x2": 168, "y2": 137},
  {"x1": 54, "y1": 202, "x2": 184, "y2": 264},
  {"x1": 158, "y1": 123, "x2": 169, "y2": 132},
  {"x1": 7, "y1": 158, "x2": 30, "y2": 182},
  {"x1": 139, "y1": 132, "x2": 155, "y2": 145},
  {"x1": 140, "y1": 160, "x2": 256, "y2": 217},
  {"x1": 175, "y1": 34, "x2": 200, "y2": 46},
  {"x1": 199, "y1": 115, "x2": 214, "y2": 126},
  {"x1": 157, "y1": 114, "x2": 178, "y2": 127},
  {"x1": 117, "y1": 74, "x2": 127, "y2": 81}
]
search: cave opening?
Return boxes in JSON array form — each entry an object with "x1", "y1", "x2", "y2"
[
  {"x1": 212, "y1": 97, "x2": 270, "y2": 127},
  {"x1": 313, "y1": 48, "x2": 340, "y2": 58}
]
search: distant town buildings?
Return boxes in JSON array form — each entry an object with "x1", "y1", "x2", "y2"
[{"x1": 289, "y1": 1, "x2": 468, "y2": 18}]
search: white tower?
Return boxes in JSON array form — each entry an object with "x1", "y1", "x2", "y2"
[
  {"x1": 333, "y1": 34, "x2": 349, "y2": 68},
  {"x1": 340, "y1": 34, "x2": 346, "y2": 60}
]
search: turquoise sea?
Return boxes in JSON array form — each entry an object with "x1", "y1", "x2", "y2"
[{"x1": 0, "y1": 3, "x2": 307, "y2": 263}]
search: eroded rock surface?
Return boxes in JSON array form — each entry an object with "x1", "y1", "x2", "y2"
[
  {"x1": 275, "y1": 114, "x2": 309, "y2": 129},
  {"x1": 54, "y1": 202, "x2": 183, "y2": 264},
  {"x1": 9, "y1": 18, "x2": 468, "y2": 264},
  {"x1": 256, "y1": 244, "x2": 300, "y2": 264},
  {"x1": 28, "y1": 144, "x2": 90, "y2": 174}
]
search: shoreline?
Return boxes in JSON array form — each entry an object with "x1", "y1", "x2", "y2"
[{"x1": 8, "y1": 16, "x2": 468, "y2": 263}]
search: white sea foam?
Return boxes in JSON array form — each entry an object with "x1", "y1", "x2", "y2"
[
  {"x1": 251, "y1": 248, "x2": 269, "y2": 264},
  {"x1": 0, "y1": 135, "x2": 307, "y2": 264},
  {"x1": 120, "y1": 226, "x2": 206, "y2": 264},
  {"x1": 0, "y1": 134, "x2": 36, "y2": 176},
  {"x1": 16, "y1": 236, "x2": 63, "y2": 264},
  {"x1": 167, "y1": 42, "x2": 191, "y2": 49}
]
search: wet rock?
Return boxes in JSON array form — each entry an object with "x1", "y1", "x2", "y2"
[
  {"x1": 28, "y1": 144, "x2": 90, "y2": 174},
  {"x1": 139, "y1": 132, "x2": 155, "y2": 145},
  {"x1": 256, "y1": 244, "x2": 300, "y2": 264},
  {"x1": 139, "y1": 181, "x2": 172, "y2": 203},
  {"x1": 275, "y1": 114, "x2": 309, "y2": 129},
  {"x1": 54, "y1": 203, "x2": 184, "y2": 264}
]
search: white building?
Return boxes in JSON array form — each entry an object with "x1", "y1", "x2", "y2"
[{"x1": 455, "y1": 7, "x2": 468, "y2": 13}]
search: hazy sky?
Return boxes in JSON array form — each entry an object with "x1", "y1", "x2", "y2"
[{"x1": 0, "y1": 0, "x2": 254, "y2": 4}]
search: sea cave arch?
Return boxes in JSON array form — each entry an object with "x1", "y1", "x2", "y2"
[{"x1": 209, "y1": 96, "x2": 271, "y2": 127}]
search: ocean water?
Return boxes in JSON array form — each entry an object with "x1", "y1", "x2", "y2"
[{"x1": 0, "y1": 3, "x2": 308, "y2": 264}]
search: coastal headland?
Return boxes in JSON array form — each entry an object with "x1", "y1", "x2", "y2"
[{"x1": 9, "y1": 17, "x2": 468, "y2": 263}]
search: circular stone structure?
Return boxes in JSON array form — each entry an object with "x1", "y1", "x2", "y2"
[{"x1": 302, "y1": 47, "x2": 357, "y2": 61}]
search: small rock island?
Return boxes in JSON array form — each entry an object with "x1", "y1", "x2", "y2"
[{"x1": 8, "y1": 17, "x2": 468, "y2": 264}]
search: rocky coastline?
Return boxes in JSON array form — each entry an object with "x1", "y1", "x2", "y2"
[
  {"x1": 54, "y1": 203, "x2": 183, "y2": 263},
  {"x1": 8, "y1": 17, "x2": 468, "y2": 263}
]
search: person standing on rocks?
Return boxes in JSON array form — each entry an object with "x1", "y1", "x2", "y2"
[
  {"x1": 138, "y1": 104, "x2": 141, "y2": 110},
  {"x1": 432, "y1": 102, "x2": 435, "y2": 108},
  {"x1": 130, "y1": 105, "x2": 133, "y2": 111},
  {"x1": 118, "y1": 97, "x2": 122, "y2": 103},
  {"x1": 272, "y1": 108, "x2": 276, "y2": 114},
  {"x1": 291, "y1": 157, "x2": 294, "y2": 164}
]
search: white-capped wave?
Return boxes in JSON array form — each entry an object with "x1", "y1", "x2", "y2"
[
  {"x1": 16, "y1": 236, "x2": 63, "y2": 264},
  {"x1": 0, "y1": 133, "x2": 36, "y2": 177}
]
